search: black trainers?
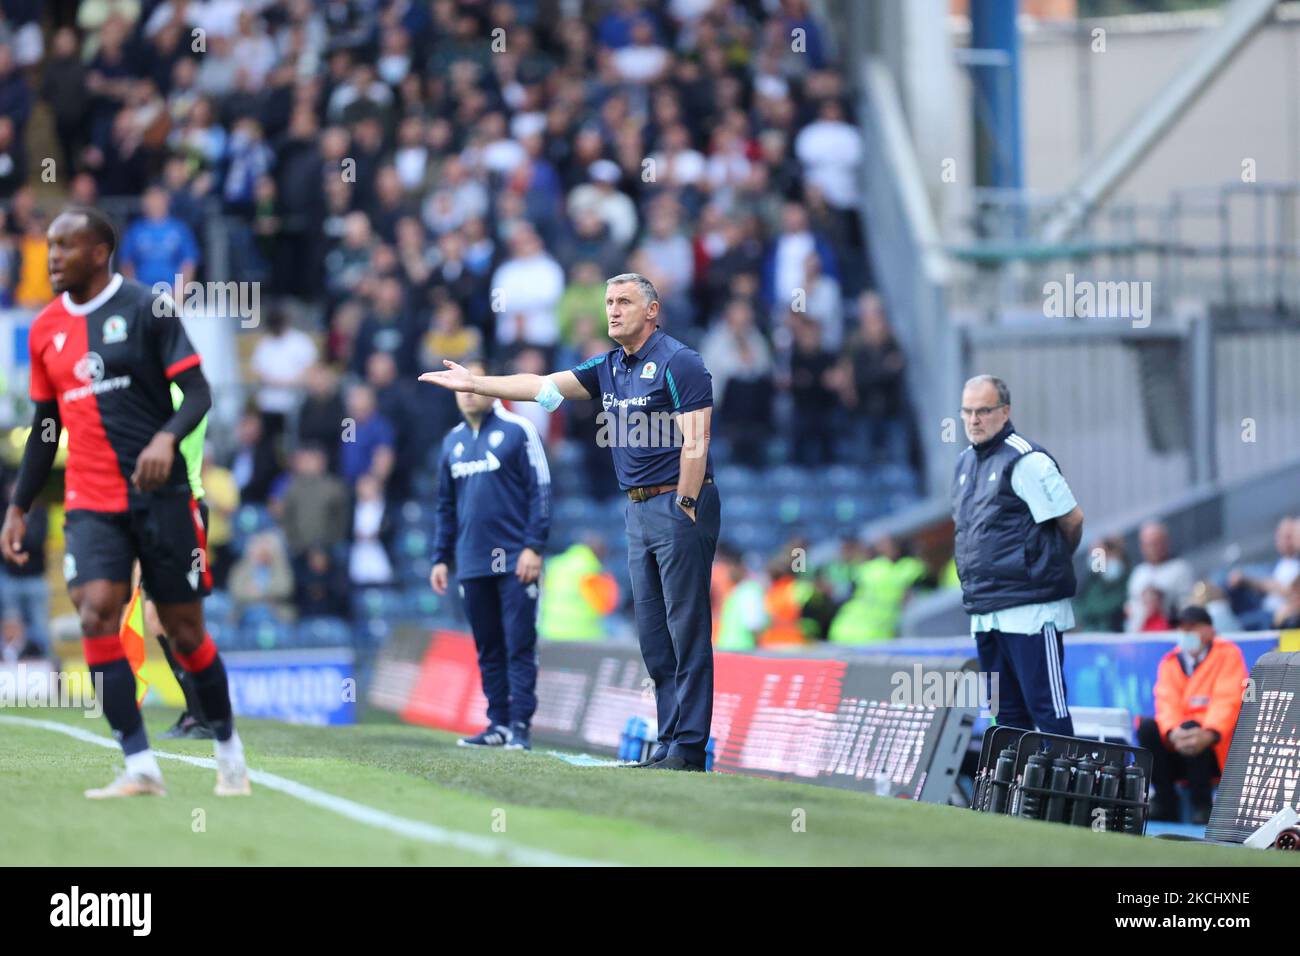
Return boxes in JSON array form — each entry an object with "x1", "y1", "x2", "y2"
[
  {"x1": 648, "y1": 753, "x2": 706, "y2": 772},
  {"x1": 458, "y1": 724, "x2": 512, "y2": 748},
  {"x1": 504, "y1": 723, "x2": 531, "y2": 751},
  {"x1": 621, "y1": 748, "x2": 668, "y2": 768},
  {"x1": 160, "y1": 712, "x2": 215, "y2": 740}
]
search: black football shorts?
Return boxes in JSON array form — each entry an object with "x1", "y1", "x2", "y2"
[{"x1": 63, "y1": 490, "x2": 213, "y2": 604}]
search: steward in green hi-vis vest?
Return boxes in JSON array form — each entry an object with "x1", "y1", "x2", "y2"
[
  {"x1": 538, "y1": 542, "x2": 615, "y2": 641},
  {"x1": 717, "y1": 578, "x2": 766, "y2": 651},
  {"x1": 828, "y1": 555, "x2": 926, "y2": 644}
]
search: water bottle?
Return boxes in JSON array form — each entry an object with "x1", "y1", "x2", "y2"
[
  {"x1": 1018, "y1": 752, "x2": 1052, "y2": 820},
  {"x1": 989, "y1": 746, "x2": 1018, "y2": 815},
  {"x1": 1069, "y1": 756, "x2": 1098, "y2": 826},
  {"x1": 1097, "y1": 762, "x2": 1123, "y2": 832},
  {"x1": 1122, "y1": 764, "x2": 1147, "y2": 834},
  {"x1": 1044, "y1": 757, "x2": 1074, "y2": 823}
]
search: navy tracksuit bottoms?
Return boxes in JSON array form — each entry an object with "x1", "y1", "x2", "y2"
[
  {"x1": 625, "y1": 483, "x2": 722, "y2": 766},
  {"x1": 975, "y1": 623, "x2": 1074, "y2": 736},
  {"x1": 460, "y1": 573, "x2": 539, "y2": 728}
]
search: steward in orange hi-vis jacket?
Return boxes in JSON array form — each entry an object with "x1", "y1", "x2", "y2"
[
  {"x1": 1137, "y1": 604, "x2": 1249, "y2": 823},
  {"x1": 1154, "y1": 634, "x2": 1248, "y2": 771}
]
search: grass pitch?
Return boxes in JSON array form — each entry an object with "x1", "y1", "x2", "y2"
[{"x1": 0, "y1": 708, "x2": 1291, "y2": 866}]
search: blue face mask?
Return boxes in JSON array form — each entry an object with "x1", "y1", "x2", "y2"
[{"x1": 1178, "y1": 631, "x2": 1204, "y2": 655}]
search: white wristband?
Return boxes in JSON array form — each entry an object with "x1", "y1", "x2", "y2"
[{"x1": 535, "y1": 378, "x2": 564, "y2": 412}]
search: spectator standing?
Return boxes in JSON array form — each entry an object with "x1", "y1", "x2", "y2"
[
  {"x1": 784, "y1": 311, "x2": 836, "y2": 467},
  {"x1": 249, "y1": 308, "x2": 318, "y2": 444},
  {"x1": 837, "y1": 291, "x2": 908, "y2": 466},
  {"x1": 41, "y1": 28, "x2": 88, "y2": 170},
  {"x1": 339, "y1": 384, "x2": 395, "y2": 487},
  {"x1": 118, "y1": 185, "x2": 200, "y2": 289},
  {"x1": 348, "y1": 473, "x2": 394, "y2": 588},
  {"x1": 489, "y1": 223, "x2": 565, "y2": 351},
  {"x1": 228, "y1": 410, "x2": 281, "y2": 506},
  {"x1": 278, "y1": 445, "x2": 349, "y2": 558},
  {"x1": 699, "y1": 299, "x2": 774, "y2": 467}
]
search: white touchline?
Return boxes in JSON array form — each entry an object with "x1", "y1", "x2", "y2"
[{"x1": 0, "y1": 715, "x2": 613, "y2": 868}]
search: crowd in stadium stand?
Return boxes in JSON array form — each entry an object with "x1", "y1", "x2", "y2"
[{"x1": 0, "y1": 0, "x2": 931, "y2": 637}]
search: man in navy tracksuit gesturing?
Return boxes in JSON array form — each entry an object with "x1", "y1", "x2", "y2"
[
  {"x1": 430, "y1": 360, "x2": 552, "y2": 751},
  {"x1": 422, "y1": 273, "x2": 720, "y2": 772}
]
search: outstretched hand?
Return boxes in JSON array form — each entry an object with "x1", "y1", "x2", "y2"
[{"x1": 419, "y1": 360, "x2": 476, "y2": 393}]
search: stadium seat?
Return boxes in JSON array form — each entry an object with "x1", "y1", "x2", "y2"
[
  {"x1": 825, "y1": 465, "x2": 870, "y2": 493},
  {"x1": 297, "y1": 616, "x2": 353, "y2": 649},
  {"x1": 766, "y1": 465, "x2": 815, "y2": 495},
  {"x1": 399, "y1": 500, "x2": 429, "y2": 530},
  {"x1": 353, "y1": 587, "x2": 403, "y2": 622},
  {"x1": 204, "y1": 590, "x2": 237, "y2": 628},
  {"x1": 714, "y1": 464, "x2": 759, "y2": 490},
  {"x1": 242, "y1": 618, "x2": 292, "y2": 652}
]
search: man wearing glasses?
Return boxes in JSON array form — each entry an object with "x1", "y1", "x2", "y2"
[{"x1": 951, "y1": 375, "x2": 1084, "y2": 735}]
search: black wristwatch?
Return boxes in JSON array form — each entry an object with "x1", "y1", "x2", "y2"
[{"x1": 675, "y1": 495, "x2": 697, "y2": 510}]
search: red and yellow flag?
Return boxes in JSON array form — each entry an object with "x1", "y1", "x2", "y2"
[{"x1": 119, "y1": 585, "x2": 150, "y2": 705}]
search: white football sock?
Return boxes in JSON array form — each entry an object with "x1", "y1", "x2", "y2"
[
  {"x1": 125, "y1": 749, "x2": 163, "y2": 780},
  {"x1": 215, "y1": 730, "x2": 244, "y2": 763}
]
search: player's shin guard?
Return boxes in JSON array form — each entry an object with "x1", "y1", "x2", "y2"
[
  {"x1": 174, "y1": 634, "x2": 234, "y2": 742},
  {"x1": 83, "y1": 635, "x2": 149, "y2": 756}
]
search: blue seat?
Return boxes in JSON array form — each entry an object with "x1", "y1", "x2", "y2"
[
  {"x1": 829, "y1": 495, "x2": 867, "y2": 524},
  {"x1": 411, "y1": 472, "x2": 438, "y2": 500},
  {"x1": 724, "y1": 494, "x2": 771, "y2": 522},
  {"x1": 204, "y1": 590, "x2": 236, "y2": 627},
  {"x1": 353, "y1": 587, "x2": 403, "y2": 621},
  {"x1": 238, "y1": 603, "x2": 284, "y2": 628},
  {"x1": 825, "y1": 465, "x2": 869, "y2": 493},
  {"x1": 398, "y1": 527, "x2": 430, "y2": 558},
  {"x1": 714, "y1": 464, "x2": 759, "y2": 489},
  {"x1": 233, "y1": 504, "x2": 274, "y2": 535},
  {"x1": 554, "y1": 498, "x2": 593, "y2": 525},
  {"x1": 399, "y1": 500, "x2": 429, "y2": 529},
  {"x1": 207, "y1": 618, "x2": 234, "y2": 649},
  {"x1": 242, "y1": 617, "x2": 293, "y2": 651},
  {"x1": 357, "y1": 616, "x2": 392, "y2": 649},
  {"x1": 297, "y1": 616, "x2": 353, "y2": 648},
  {"x1": 766, "y1": 465, "x2": 813, "y2": 495}
]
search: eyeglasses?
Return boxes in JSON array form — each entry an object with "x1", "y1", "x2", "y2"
[{"x1": 959, "y1": 403, "x2": 1007, "y2": 420}]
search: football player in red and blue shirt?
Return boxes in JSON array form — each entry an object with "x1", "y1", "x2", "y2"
[{"x1": 0, "y1": 207, "x2": 250, "y2": 798}]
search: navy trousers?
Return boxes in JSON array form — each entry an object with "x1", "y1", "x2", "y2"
[
  {"x1": 975, "y1": 623, "x2": 1074, "y2": 736},
  {"x1": 460, "y1": 573, "x2": 540, "y2": 728},
  {"x1": 625, "y1": 483, "x2": 721, "y2": 765}
]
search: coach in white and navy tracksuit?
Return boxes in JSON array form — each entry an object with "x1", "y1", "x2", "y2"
[
  {"x1": 431, "y1": 387, "x2": 551, "y2": 751},
  {"x1": 951, "y1": 375, "x2": 1084, "y2": 736}
]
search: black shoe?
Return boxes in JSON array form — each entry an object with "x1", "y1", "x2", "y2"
[
  {"x1": 621, "y1": 748, "x2": 669, "y2": 768},
  {"x1": 458, "y1": 724, "x2": 512, "y2": 748},
  {"x1": 648, "y1": 753, "x2": 706, "y2": 772},
  {"x1": 504, "y1": 722, "x2": 531, "y2": 751},
  {"x1": 161, "y1": 713, "x2": 215, "y2": 740}
]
